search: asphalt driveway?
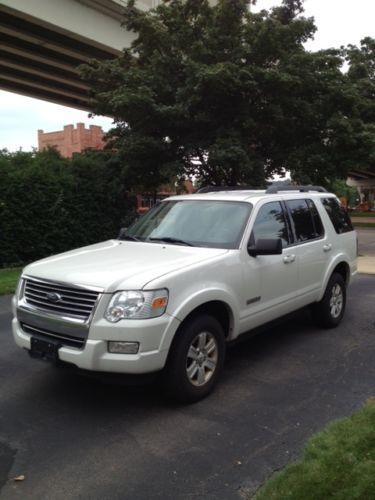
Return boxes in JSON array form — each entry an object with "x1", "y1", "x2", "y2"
[{"x1": 1, "y1": 275, "x2": 375, "y2": 499}]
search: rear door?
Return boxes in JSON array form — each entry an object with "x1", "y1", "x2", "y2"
[{"x1": 284, "y1": 198, "x2": 328, "y2": 304}]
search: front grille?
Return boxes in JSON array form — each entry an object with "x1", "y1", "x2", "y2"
[
  {"x1": 21, "y1": 323, "x2": 86, "y2": 349},
  {"x1": 23, "y1": 278, "x2": 100, "y2": 321}
]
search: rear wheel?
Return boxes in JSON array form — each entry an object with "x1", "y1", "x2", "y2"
[
  {"x1": 162, "y1": 314, "x2": 225, "y2": 403},
  {"x1": 312, "y1": 273, "x2": 346, "y2": 328}
]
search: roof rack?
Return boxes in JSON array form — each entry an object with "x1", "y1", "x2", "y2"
[
  {"x1": 197, "y1": 185, "x2": 264, "y2": 193},
  {"x1": 196, "y1": 185, "x2": 328, "y2": 194},
  {"x1": 265, "y1": 185, "x2": 327, "y2": 194}
]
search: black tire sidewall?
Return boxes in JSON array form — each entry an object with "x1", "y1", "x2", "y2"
[
  {"x1": 314, "y1": 273, "x2": 346, "y2": 328},
  {"x1": 163, "y1": 314, "x2": 226, "y2": 403}
]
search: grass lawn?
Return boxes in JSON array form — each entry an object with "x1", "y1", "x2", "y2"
[
  {"x1": 254, "y1": 399, "x2": 375, "y2": 500},
  {"x1": 353, "y1": 222, "x2": 375, "y2": 228},
  {"x1": 350, "y1": 212, "x2": 375, "y2": 218},
  {"x1": 0, "y1": 267, "x2": 22, "y2": 296}
]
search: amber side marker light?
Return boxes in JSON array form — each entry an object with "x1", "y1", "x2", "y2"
[{"x1": 152, "y1": 297, "x2": 168, "y2": 309}]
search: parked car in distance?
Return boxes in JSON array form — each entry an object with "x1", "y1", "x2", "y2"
[{"x1": 12, "y1": 186, "x2": 357, "y2": 402}]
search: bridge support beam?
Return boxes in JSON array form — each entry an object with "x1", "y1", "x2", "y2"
[{"x1": 0, "y1": 1, "x2": 152, "y2": 109}]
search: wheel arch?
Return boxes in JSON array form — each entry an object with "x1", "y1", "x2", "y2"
[
  {"x1": 332, "y1": 261, "x2": 350, "y2": 286},
  {"x1": 176, "y1": 300, "x2": 234, "y2": 340},
  {"x1": 312, "y1": 266, "x2": 347, "y2": 328},
  {"x1": 160, "y1": 294, "x2": 237, "y2": 355},
  {"x1": 318, "y1": 258, "x2": 351, "y2": 301},
  {"x1": 161, "y1": 304, "x2": 228, "y2": 402}
]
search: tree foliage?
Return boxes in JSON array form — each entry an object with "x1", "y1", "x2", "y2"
[
  {"x1": 345, "y1": 37, "x2": 375, "y2": 170},
  {"x1": 0, "y1": 149, "x2": 135, "y2": 267},
  {"x1": 81, "y1": 0, "x2": 375, "y2": 187}
]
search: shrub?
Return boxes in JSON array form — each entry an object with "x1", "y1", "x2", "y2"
[{"x1": 0, "y1": 148, "x2": 136, "y2": 267}]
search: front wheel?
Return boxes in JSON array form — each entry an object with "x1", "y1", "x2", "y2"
[
  {"x1": 311, "y1": 273, "x2": 346, "y2": 328},
  {"x1": 162, "y1": 314, "x2": 226, "y2": 403}
]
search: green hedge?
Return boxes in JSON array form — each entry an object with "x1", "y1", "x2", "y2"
[{"x1": 0, "y1": 148, "x2": 136, "y2": 267}]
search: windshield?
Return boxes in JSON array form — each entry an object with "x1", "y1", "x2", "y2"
[{"x1": 126, "y1": 200, "x2": 252, "y2": 249}]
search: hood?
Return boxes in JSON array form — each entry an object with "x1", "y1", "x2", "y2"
[{"x1": 23, "y1": 240, "x2": 228, "y2": 292}]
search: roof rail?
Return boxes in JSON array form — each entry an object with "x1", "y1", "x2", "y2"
[
  {"x1": 197, "y1": 185, "x2": 265, "y2": 193},
  {"x1": 265, "y1": 185, "x2": 328, "y2": 194}
]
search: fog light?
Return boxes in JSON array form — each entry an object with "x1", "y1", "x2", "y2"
[{"x1": 108, "y1": 341, "x2": 139, "y2": 354}]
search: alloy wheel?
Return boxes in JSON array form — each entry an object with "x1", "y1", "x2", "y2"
[
  {"x1": 186, "y1": 331, "x2": 218, "y2": 387},
  {"x1": 330, "y1": 283, "x2": 344, "y2": 318}
]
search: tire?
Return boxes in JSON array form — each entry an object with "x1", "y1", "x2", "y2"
[
  {"x1": 311, "y1": 273, "x2": 346, "y2": 328},
  {"x1": 162, "y1": 314, "x2": 226, "y2": 403}
]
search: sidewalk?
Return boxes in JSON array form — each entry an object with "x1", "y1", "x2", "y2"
[
  {"x1": 356, "y1": 228, "x2": 375, "y2": 275},
  {"x1": 352, "y1": 216, "x2": 375, "y2": 224},
  {"x1": 358, "y1": 255, "x2": 375, "y2": 275}
]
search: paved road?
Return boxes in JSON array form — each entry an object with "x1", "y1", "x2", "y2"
[{"x1": 1, "y1": 275, "x2": 375, "y2": 500}]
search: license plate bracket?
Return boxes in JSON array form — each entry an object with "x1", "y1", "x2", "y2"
[{"x1": 30, "y1": 337, "x2": 61, "y2": 362}]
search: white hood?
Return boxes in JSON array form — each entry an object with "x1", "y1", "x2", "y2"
[{"x1": 23, "y1": 240, "x2": 228, "y2": 292}]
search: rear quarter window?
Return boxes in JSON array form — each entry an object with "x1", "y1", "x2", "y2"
[{"x1": 321, "y1": 198, "x2": 354, "y2": 234}]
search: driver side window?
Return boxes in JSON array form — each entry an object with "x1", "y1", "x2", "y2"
[{"x1": 250, "y1": 202, "x2": 289, "y2": 247}]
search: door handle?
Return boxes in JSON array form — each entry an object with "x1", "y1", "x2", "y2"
[
  {"x1": 323, "y1": 244, "x2": 332, "y2": 252},
  {"x1": 283, "y1": 254, "x2": 296, "y2": 264}
]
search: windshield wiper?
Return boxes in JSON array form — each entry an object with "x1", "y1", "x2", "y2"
[
  {"x1": 119, "y1": 234, "x2": 140, "y2": 242},
  {"x1": 148, "y1": 236, "x2": 195, "y2": 247}
]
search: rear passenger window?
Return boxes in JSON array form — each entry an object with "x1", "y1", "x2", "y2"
[
  {"x1": 286, "y1": 199, "x2": 323, "y2": 242},
  {"x1": 322, "y1": 198, "x2": 354, "y2": 234}
]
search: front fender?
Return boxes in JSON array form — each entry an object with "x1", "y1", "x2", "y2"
[{"x1": 159, "y1": 286, "x2": 239, "y2": 351}]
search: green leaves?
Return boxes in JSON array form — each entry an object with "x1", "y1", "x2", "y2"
[
  {"x1": 81, "y1": 0, "x2": 375, "y2": 188},
  {"x1": 0, "y1": 149, "x2": 135, "y2": 267}
]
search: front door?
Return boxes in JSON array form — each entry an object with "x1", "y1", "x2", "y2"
[{"x1": 240, "y1": 200, "x2": 298, "y2": 332}]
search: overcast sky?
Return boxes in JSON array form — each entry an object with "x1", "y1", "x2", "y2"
[{"x1": 1, "y1": 0, "x2": 374, "y2": 151}]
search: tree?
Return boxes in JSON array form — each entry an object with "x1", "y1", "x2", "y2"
[
  {"x1": 344, "y1": 37, "x2": 375, "y2": 172},
  {"x1": 81, "y1": 0, "x2": 375, "y2": 188}
]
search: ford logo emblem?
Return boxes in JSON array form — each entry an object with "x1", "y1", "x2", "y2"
[{"x1": 46, "y1": 292, "x2": 62, "y2": 303}]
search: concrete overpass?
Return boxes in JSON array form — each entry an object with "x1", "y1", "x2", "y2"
[{"x1": 0, "y1": 0, "x2": 157, "y2": 110}]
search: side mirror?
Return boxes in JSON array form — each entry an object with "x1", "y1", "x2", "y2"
[
  {"x1": 248, "y1": 238, "x2": 282, "y2": 257},
  {"x1": 117, "y1": 227, "x2": 128, "y2": 239}
]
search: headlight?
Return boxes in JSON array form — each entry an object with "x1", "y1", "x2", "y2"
[{"x1": 104, "y1": 289, "x2": 169, "y2": 322}]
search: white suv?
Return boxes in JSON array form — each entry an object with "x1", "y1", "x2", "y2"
[{"x1": 12, "y1": 186, "x2": 357, "y2": 402}]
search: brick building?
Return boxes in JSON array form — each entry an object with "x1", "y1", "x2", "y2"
[
  {"x1": 38, "y1": 123, "x2": 105, "y2": 157},
  {"x1": 38, "y1": 122, "x2": 194, "y2": 211}
]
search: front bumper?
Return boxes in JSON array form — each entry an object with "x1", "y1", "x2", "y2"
[{"x1": 12, "y1": 297, "x2": 181, "y2": 374}]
